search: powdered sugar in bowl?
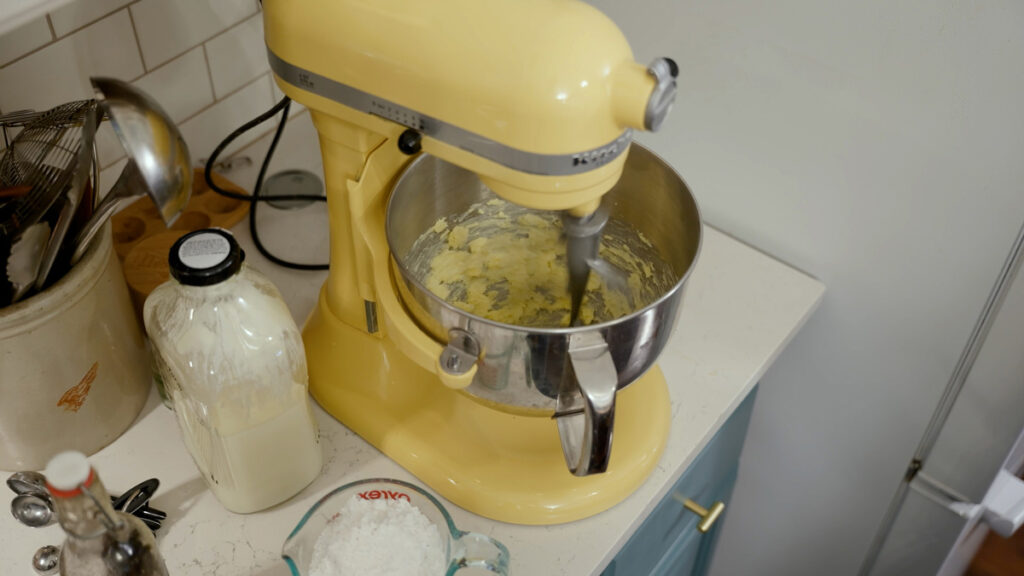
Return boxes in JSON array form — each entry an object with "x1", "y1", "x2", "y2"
[{"x1": 283, "y1": 479, "x2": 510, "y2": 576}]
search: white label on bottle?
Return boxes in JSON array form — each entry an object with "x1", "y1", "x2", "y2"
[{"x1": 179, "y1": 233, "x2": 230, "y2": 269}]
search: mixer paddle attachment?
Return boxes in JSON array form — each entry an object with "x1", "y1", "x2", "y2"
[{"x1": 563, "y1": 207, "x2": 632, "y2": 326}]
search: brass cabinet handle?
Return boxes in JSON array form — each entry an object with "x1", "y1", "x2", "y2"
[{"x1": 672, "y1": 494, "x2": 726, "y2": 533}]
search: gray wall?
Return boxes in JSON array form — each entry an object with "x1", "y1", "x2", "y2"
[{"x1": 585, "y1": 1, "x2": 1024, "y2": 573}]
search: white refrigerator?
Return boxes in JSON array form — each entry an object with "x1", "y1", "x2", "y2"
[{"x1": 860, "y1": 222, "x2": 1024, "y2": 575}]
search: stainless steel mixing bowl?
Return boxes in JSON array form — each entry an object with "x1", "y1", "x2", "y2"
[{"x1": 386, "y1": 142, "x2": 701, "y2": 475}]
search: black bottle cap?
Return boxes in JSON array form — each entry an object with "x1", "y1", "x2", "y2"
[{"x1": 168, "y1": 228, "x2": 245, "y2": 286}]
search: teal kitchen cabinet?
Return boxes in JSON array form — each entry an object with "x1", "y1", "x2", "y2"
[{"x1": 602, "y1": 388, "x2": 757, "y2": 576}]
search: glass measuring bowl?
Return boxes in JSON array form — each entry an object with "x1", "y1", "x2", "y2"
[{"x1": 282, "y1": 478, "x2": 510, "y2": 575}]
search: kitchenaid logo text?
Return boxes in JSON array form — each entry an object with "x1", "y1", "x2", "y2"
[
  {"x1": 296, "y1": 71, "x2": 315, "y2": 90},
  {"x1": 358, "y1": 490, "x2": 411, "y2": 502},
  {"x1": 572, "y1": 142, "x2": 621, "y2": 168}
]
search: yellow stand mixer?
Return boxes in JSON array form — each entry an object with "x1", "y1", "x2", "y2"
[{"x1": 262, "y1": 0, "x2": 688, "y2": 524}]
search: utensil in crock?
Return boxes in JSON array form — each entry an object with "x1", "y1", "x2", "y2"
[
  {"x1": 35, "y1": 101, "x2": 101, "y2": 288},
  {"x1": 283, "y1": 478, "x2": 510, "y2": 575},
  {"x1": 0, "y1": 99, "x2": 99, "y2": 300},
  {"x1": 6, "y1": 222, "x2": 49, "y2": 301},
  {"x1": 71, "y1": 77, "x2": 191, "y2": 265}
]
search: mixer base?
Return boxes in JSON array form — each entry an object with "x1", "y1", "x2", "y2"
[{"x1": 303, "y1": 289, "x2": 671, "y2": 525}]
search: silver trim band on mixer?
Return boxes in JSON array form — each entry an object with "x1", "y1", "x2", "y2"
[{"x1": 266, "y1": 49, "x2": 632, "y2": 176}]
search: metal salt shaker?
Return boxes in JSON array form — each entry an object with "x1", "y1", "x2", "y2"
[{"x1": 44, "y1": 452, "x2": 169, "y2": 576}]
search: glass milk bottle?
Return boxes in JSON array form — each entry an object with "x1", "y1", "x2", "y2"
[{"x1": 144, "y1": 228, "x2": 322, "y2": 513}]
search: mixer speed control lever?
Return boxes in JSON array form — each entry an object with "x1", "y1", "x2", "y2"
[
  {"x1": 397, "y1": 129, "x2": 422, "y2": 155},
  {"x1": 645, "y1": 57, "x2": 678, "y2": 132}
]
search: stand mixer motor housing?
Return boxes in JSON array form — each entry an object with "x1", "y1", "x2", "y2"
[{"x1": 262, "y1": 0, "x2": 685, "y2": 524}]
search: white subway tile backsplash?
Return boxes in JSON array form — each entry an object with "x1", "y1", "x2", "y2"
[
  {"x1": 0, "y1": 10, "x2": 144, "y2": 113},
  {"x1": 96, "y1": 122, "x2": 126, "y2": 168},
  {"x1": 49, "y1": 0, "x2": 133, "y2": 37},
  {"x1": 0, "y1": 0, "x2": 288, "y2": 200},
  {"x1": 132, "y1": 47, "x2": 213, "y2": 123},
  {"x1": 0, "y1": 16, "x2": 52, "y2": 68},
  {"x1": 179, "y1": 74, "x2": 274, "y2": 163},
  {"x1": 205, "y1": 13, "x2": 267, "y2": 99},
  {"x1": 130, "y1": 0, "x2": 257, "y2": 69},
  {"x1": 98, "y1": 156, "x2": 129, "y2": 200}
]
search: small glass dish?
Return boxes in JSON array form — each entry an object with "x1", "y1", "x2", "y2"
[{"x1": 282, "y1": 478, "x2": 510, "y2": 575}]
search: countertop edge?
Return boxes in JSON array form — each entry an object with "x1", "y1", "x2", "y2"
[{"x1": 592, "y1": 252, "x2": 825, "y2": 572}]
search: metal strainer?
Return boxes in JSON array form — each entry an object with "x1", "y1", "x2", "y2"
[{"x1": 0, "y1": 100, "x2": 100, "y2": 303}]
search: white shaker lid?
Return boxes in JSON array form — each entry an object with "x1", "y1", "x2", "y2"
[{"x1": 44, "y1": 451, "x2": 92, "y2": 492}]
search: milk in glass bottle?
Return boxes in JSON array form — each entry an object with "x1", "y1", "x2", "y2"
[{"x1": 144, "y1": 228, "x2": 322, "y2": 513}]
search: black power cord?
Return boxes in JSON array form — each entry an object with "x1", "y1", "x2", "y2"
[{"x1": 204, "y1": 96, "x2": 329, "y2": 270}]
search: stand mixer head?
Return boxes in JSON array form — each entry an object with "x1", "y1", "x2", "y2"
[
  {"x1": 262, "y1": 0, "x2": 695, "y2": 522},
  {"x1": 263, "y1": 0, "x2": 676, "y2": 211}
]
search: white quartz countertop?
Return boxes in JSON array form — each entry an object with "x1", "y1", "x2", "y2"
[{"x1": 0, "y1": 113, "x2": 825, "y2": 575}]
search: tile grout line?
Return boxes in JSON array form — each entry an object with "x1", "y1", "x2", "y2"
[
  {"x1": 104, "y1": 74, "x2": 274, "y2": 169},
  {"x1": 226, "y1": 108, "x2": 311, "y2": 163},
  {"x1": 201, "y1": 44, "x2": 218, "y2": 100},
  {"x1": 125, "y1": 5, "x2": 148, "y2": 72},
  {"x1": 126, "y1": 45, "x2": 202, "y2": 84},
  {"x1": 143, "y1": 9, "x2": 261, "y2": 73},
  {"x1": 0, "y1": 33, "x2": 56, "y2": 70},
  {"x1": 189, "y1": 74, "x2": 286, "y2": 166},
  {"x1": 267, "y1": 68, "x2": 276, "y2": 104},
  {"x1": 52, "y1": 1, "x2": 141, "y2": 40},
  {"x1": 0, "y1": 4, "x2": 136, "y2": 71},
  {"x1": 99, "y1": 154, "x2": 127, "y2": 172},
  {"x1": 203, "y1": 10, "x2": 262, "y2": 51},
  {"x1": 0, "y1": 2, "x2": 257, "y2": 73},
  {"x1": 176, "y1": 73, "x2": 271, "y2": 127}
]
